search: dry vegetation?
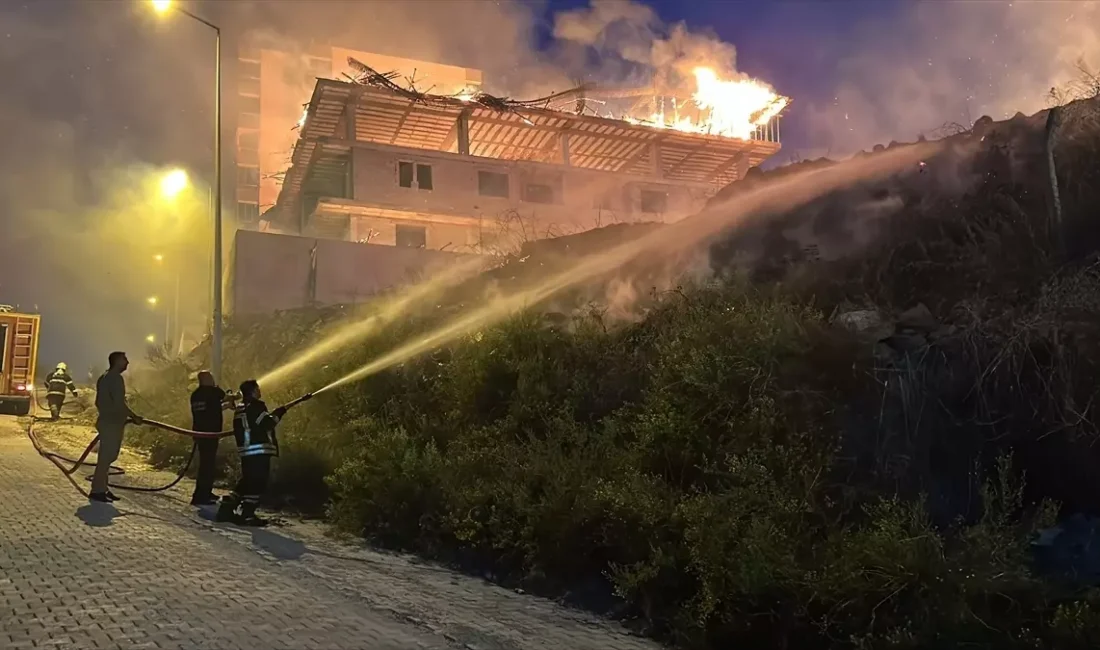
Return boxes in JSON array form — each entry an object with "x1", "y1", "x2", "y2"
[{"x1": 128, "y1": 93, "x2": 1100, "y2": 648}]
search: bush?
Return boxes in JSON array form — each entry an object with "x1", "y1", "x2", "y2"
[
  {"x1": 124, "y1": 278, "x2": 1100, "y2": 646},
  {"x1": 125, "y1": 97, "x2": 1100, "y2": 646}
]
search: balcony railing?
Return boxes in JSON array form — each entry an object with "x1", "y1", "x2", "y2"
[{"x1": 752, "y1": 115, "x2": 781, "y2": 144}]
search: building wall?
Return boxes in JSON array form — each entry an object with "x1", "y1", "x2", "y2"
[
  {"x1": 235, "y1": 41, "x2": 482, "y2": 229},
  {"x1": 340, "y1": 144, "x2": 712, "y2": 252},
  {"x1": 230, "y1": 229, "x2": 475, "y2": 316},
  {"x1": 229, "y1": 229, "x2": 315, "y2": 315}
]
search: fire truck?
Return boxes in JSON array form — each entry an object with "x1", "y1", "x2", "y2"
[{"x1": 0, "y1": 304, "x2": 40, "y2": 416}]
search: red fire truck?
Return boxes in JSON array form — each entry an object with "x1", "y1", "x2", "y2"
[{"x1": 0, "y1": 305, "x2": 40, "y2": 416}]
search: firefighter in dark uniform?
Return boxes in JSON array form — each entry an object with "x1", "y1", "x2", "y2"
[
  {"x1": 189, "y1": 371, "x2": 236, "y2": 506},
  {"x1": 216, "y1": 379, "x2": 311, "y2": 526},
  {"x1": 44, "y1": 362, "x2": 78, "y2": 421}
]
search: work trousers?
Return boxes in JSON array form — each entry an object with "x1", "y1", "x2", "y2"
[
  {"x1": 229, "y1": 455, "x2": 271, "y2": 516},
  {"x1": 90, "y1": 420, "x2": 125, "y2": 494},
  {"x1": 192, "y1": 437, "x2": 220, "y2": 500},
  {"x1": 46, "y1": 395, "x2": 64, "y2": 420}
]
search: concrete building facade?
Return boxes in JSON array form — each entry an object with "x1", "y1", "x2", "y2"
[
  {"x1": 264, "y1": 78, "x2": 783, "y2": 254},
  {"x1": 234, "y1": 40, "x2": 482, "y2": 227}
]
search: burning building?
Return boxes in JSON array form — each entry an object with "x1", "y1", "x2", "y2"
[
  {"x1": 256, "y1": 55, "x2": 787, "y2": 253},
  {"x1": 234, "y1": 40, "x2": 483, "y2": 226}
]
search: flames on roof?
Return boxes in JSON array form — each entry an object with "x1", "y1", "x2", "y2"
[{"x1": 343, "y1": 57, "x2": 789, "y2": 142}]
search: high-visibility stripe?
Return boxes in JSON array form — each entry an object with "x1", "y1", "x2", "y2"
[
  {"x1": 238, "y1": 443, "x2": 277, "y2": 456},
  {"x1": 236, "y1": 411, "x2": 251, "y2": 447},
  {"x1": 256, "y1": 411, "x2": 281, "y2": 426}
]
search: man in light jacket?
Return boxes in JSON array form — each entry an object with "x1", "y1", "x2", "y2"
[{"x1": 90, "y1": 351, "x2": 142, "y2": 503}]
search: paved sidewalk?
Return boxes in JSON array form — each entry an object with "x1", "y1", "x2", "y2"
[{"x1": 0, "y1": 417, "x2": 660, "y2": 650}]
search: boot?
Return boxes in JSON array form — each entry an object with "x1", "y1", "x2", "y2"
[
  {"x1": 238, "y1": 502, "x2": 268, "y2": 527},
  {"x1": 215, "y1": 497, "x2": 240, "y2": 523}
]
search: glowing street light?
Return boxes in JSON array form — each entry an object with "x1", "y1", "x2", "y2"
[
  {"x1": 147, "y1": 296, "x2": 159, "y2": 306},
  {"x1": 160, "y1": 168, "x2": 189, "y2": 200},
  {"x1": 146, "y1": 334, "x2": 157, "y2": 343},
  {"x1": 148, "y1": 0, "x2": 224, "y2": 382},
  {"x1": 153, "y1": 253, "x2": 164, "y2": 263}
]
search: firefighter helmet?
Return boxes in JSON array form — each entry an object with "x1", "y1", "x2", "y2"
[{"x1": 56, "y1": 362, "x2": 67, "y2": 371}]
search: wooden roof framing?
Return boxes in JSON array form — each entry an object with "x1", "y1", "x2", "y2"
[{"x1": 268, "y1": 78, "x2": 782, "y2": 227}]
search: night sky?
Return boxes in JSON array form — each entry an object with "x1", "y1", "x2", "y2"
[
  {"x1": 0, "y1": 0, "x2": 1094, "y2": 378},
  {"x1": 542, "y1": 0, "x2": 908, "y2": 158}
]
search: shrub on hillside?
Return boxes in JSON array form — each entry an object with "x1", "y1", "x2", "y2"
[{"x1": 311, "y1": 284, "x2": 1078, "y2": 647}]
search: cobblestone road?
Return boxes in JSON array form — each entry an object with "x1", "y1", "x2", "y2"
[{"x1": 0, "y1": 417, "x2": 661, "y2": 650}]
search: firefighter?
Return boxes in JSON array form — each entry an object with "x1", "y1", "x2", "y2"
[
  {"x1": 216, "y1": 379, "x2": 312, "y2": 526},
  {"x1": 188, "y1": 371, "x2": 235, "y2": 506},
  {"x1": 91, "y1": 351, "x2": 142, "y2": 503},
  {"x1": 44, "y1": 362, "x2": 78, "y2": 421}
]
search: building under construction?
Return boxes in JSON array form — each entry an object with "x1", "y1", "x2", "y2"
[
  {"x1": 234, "y1": 41, "x2": 482, "y2": 227},
  {"x1": 258, "y1": 58, "x2": 784, "y2": 253}
]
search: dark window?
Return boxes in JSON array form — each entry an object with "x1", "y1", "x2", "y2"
[
  {"x1": 237, "y1": 166, "x2": 259, "y2": 186},
  {"x1": 238, "y1": 94, "x2": 260, "y2": 115},
  {"x1": 478, "y1": 171, "x2": 509, "y2": 198},
  {"x1": 416, "y1": 164, "x2": 433, "y2": 190},
  {"x1": 238, "y1": 77, "x2": 260, "y2": 97},
  {"x1": 640, "y1": 190, "x2": 667, "y2": 214},
  {"x1": 238, "y1": 130, "x2": 258, "y2": 153},
  {"x1": 238, "y1": 60, "x2": 260, "y2": 81},
  {"x1": 398, "y1": 162, "x2": 414, "y2": 188},
  {"x1": 594, "y1": 191, "x2": 617, "y2": 210},
  {"x1": 237, "y1": 148, "x2": 259, "y2": 166},
  {"x1": 523, "y1": 183, "x2": 554, "y2": 204},
  {"x1": 398, "y1": 162, "x2": 433, "y2": 190},
  {"x1": 396, "y1": 224, "x2": 427, "y2": 248},
  {"x1": 237, "y1": 202, "x2": 259, "y2": 223},
  {"x1": 238, "y1": 45, "x2": 261, "y2": 62},
  {"x1": 238, "y1": 112, "x2": 259, "y2": 129}
]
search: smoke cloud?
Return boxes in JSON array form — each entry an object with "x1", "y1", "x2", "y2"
[
  {"x1": 796, "y1": 1, "x2": 1100, "y2": 158},
  {"x1": 2, "y1": 0, "x2": 1098, "y2": 375},
  {"x1": 553, "y1": 0, "x2": 743, "y2": 94}
]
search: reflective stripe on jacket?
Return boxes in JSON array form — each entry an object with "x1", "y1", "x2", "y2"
[
  {"x1": 45, "y1": 371, "x2": 77, "y2": 397},
  {"x1": 232, "y1": 399, "x2": 281, "y2": 458}
]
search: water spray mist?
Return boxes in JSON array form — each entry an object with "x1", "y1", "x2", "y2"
[
  {"x1": 256, "y1": 255, "x2": 489, "y2": 388},
  {"x1": 314, "y1": 141, "x2": 941, "y2": 395}
]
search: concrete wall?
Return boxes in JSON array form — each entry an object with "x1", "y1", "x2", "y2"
[
  {"x1": 242, "y1": 46, "x2": 483, "y2": 218},
  {"x1": 230, "y1": 229, "x2": 474, "y2": 316},
  {"x1": 341, "y1": 144, "x2": 713, "y2": 252}
]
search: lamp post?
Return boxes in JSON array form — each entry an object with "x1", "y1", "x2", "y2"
[
  {"x1": 158, "y1": 168, "x2": 188, "y2": 351},
  {"x1": 147, "y1": 294, "x2": 170, "y2": 343},
  {"x1": 152, "y1": 252, "x2": 181, "y2": 349},
  {"x1": 150, "y1": 0, "x2": 222, "y2": 382}
]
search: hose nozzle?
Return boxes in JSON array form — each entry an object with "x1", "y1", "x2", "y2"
[{"x1": 280, "y1": 392, "x2": 315, "y2": 410}]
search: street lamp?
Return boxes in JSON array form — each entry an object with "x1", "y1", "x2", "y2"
[
  {"x1": 160, "y1": 168, "x2": 189, "y2": 200},
  {"x1": 147, "y1": 296, "x2": 159, "y2": 306},
  {"x1": 149, "y1": 0, "x2": 223, "y2": 382},
  {"x1": 146, "y1": 334, "x2": 157, "y2": 344},
  {"x1": 157, "y1": 168, "x2": 188, "y2": 352}
]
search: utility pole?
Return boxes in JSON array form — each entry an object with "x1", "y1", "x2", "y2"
[
  {"x1": 151, "y1": 1, "x2": 223, "y2": 381},
  {"x1": 212, "y1": 23, "x2": 223, "y2": 383}
]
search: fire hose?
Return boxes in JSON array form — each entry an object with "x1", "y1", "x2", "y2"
[{"x1": 27, "y1": 390, "x2": 314, "y2": 495}]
